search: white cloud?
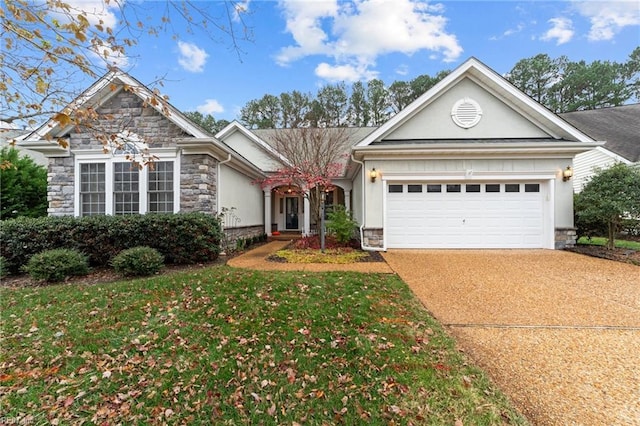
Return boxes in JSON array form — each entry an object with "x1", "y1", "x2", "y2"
[
  {"x1": 177, "y1": 41, "x2": 209, "y2": 73},
  {"x1": 276, "y1": 0, "x2": 462, "y2": 81},
  {"x1": 196, "y1": 99, "x2": 225, "y2": 115},
  {"x1": 315, "y1": 62, "x2": 378, "y2": 82},
  {"x1": 395, "y1": 64, "x2": 409, "y2": 76},
  {"x1": 57, "y1": 0, "x2": 118, "y2": 28},
  {"x1": 541, "y1": 17, "x2": 574, "y2": 45},
  {"x1": 574, "y1": 1, "x2": 640, "y2": 41}
]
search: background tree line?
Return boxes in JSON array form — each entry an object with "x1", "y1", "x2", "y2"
[{"x1": 188, "y1": 47, "x2": 639, "y2": 133}]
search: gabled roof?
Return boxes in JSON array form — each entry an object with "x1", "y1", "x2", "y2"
[
  {"x1": 19, "y1": 69, "x2": 265, "y2": 177},
  {"x1": 560, "y1": 104, "x2": 640, "y2": 162},
  {"x1": 23, "y1": 69, "x2": 211, "y2": 142},
  {"x1": 253, "y1": 127, "x2": 377, "y2": 177},
  {"x1": 356, "y1": 57, "x2": 597, "y2": 147},
  {"x1": 216, "y1": 121, "x2": 292, "y2": 167}
]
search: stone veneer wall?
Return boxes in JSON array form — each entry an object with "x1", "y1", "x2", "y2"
[
  {"x1": 362, "y1": 228, "x2": 384, "y2": 249},
  {"x1": 48, "y1": 157, "x2": 75, "y2": 216},
  {"x1": 180, "y1": 154, "x2": 218, "y2": 213},
  {"x1": 47, "y1": 89, "x2": 192, "y2": 216},
  {"x1": 222, "y1": 225, "x2": 265, "y2": 252},
  {"x1": 555, "y1": 227, "x2": 577, "y2": 249}
]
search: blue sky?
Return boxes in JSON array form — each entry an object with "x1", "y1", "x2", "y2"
[{"x1": 81, "y1": 1, "x2": 640, "y2": 121}]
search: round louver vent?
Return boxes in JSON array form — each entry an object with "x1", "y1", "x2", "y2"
[{"x1": 451, "y1": 98, "x2": 482, "y2": 128}]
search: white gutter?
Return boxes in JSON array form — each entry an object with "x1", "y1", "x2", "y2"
[{"x1": 351, "y1": 154, "x2": 385, "y2": 252}]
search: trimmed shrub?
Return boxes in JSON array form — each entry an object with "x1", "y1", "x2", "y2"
[
  {"x1": 111, "y1": 246, "x2": 164, "y2": 277},
  {"x1": 326, "y1": 206, "x2": 358, "y2": 244},
  {"x1": 0, "y1": 213, "x2": 222, "y2": 274},
  {"x1": 23, "y1": 249, "x2": 89, "y2": 283}
]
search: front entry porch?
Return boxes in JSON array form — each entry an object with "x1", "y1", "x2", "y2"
[{"x1": 263, "y1": 185, "x2": 350, "y2": 236}]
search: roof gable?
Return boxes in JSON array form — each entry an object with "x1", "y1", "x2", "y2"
[
  {"x1": 216, "y1": 121, "x2": 288, "y2": 171},
  {"x1": 357, "y1": 57, "x2": 596, "y2": 147},
  {"x1": 23, "y1": 69, "x2": 211, "y2": 142}
]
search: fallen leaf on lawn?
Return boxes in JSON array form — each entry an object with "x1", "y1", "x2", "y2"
[
  {"x1": 63, "y1": 396, "x2": 74, "y2": 408},
  {"x1": 267, "y1": 403, "x2": 276, "y2": 416},
  {"x1": 102, "y1": 370, "x2": 111, "y2": 379}
]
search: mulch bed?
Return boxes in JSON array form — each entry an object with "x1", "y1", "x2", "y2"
[
  {"x1": 0, "y1": 257, "x2": 228, "y2": 289},
  {"x1": 566, "y1": 245, "x2": 640, "y2": 265},
  {"x1": 267, "y1": 249, "x2": 384, "y2": 263}
]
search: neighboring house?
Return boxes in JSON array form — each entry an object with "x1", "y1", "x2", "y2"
[
  {"x1": 0, "y1": 127, "x2": 47, "y2": 166},
  {"x1": 560, "y1": 104, "x2": 640, "y2": 192},
  {"x1": 20, "y1": 58, "x2": 600, "y2": 250}
]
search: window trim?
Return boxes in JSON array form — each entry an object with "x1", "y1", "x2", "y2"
[{"x1": 74, "y1": 150, "x2": 180, "y2": 216}]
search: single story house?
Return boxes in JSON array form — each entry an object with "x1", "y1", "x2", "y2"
[
  {"x1": 21, "y1": 57, "x2": 601, "y2": 250},
  {"x1": 560, "y1": 104, "x2": 640, "y2": 192}
]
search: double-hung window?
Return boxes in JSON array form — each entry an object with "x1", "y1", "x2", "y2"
[
  {"x1": 76, "y1": 149, "x2": 178, "y2": 216},
  {"x1": 80, "y1": 163, "x2": 106, "y2": 216}
]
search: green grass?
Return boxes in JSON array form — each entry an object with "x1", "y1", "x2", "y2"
[
  {"x1": 577, "y1": 236, "x2": 640, "y2": 250},
  {"x1": 0, "y1": 267, "x2": 527, "y2": 425}
]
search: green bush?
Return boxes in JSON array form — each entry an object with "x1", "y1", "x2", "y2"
[
  {"x1": 0, "y1": 147, "x2": 47, "y2": 220},
  {"x1": 111, "y1": 246, "x2": 164, "y2": 277},
  {"x1": 0, "y1": 213, "x2": 222, "y2": 274},
  {"x1": 326, "y1": 206, "x2": 358, "y2": 244},
  {"x1": 23, "y1": 248, "x2": 89, "y2": 283}
]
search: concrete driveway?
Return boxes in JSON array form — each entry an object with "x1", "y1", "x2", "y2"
[{"x1": 382, "y1": 249, "x2": 640, "y2": 425}]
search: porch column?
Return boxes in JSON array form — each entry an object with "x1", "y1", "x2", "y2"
[
  {"x1": 264, "y1": 189, "x2": 272, "y2": 236},
  {"x1": 303, "y1": 195, "x2": 311, "y2": 236},
  {"x1": 345, "y1": 190, "x2": 351, "y2": 212}
]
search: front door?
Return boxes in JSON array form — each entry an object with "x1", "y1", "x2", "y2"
[{"x1": 285, "y1": 197, "x2": 299, "y2": 230}]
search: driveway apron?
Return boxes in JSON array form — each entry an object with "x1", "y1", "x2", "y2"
[{"x1": 382, "y1": 249, "x2": 640, "y2": 426}]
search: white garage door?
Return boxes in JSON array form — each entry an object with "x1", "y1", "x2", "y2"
[{"x1": 386, "y1": 182, "x2": 547, "y2": 248}]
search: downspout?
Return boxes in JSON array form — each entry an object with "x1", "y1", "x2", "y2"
[
  {"x1": 217, "y1": 154, "x2": 232, "y2": 218},
  {"x1": 351, "y1": 154, "x2": 385, "y2": 252}
]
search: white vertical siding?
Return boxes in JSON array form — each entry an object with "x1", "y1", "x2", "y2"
[{"x1": 573, "y1": 148, "x2": 630, "y2": 192}]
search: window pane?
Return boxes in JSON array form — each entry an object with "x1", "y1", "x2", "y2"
[
  {"x1": 465, "y1": 184, "x2": 481, "y2": 193},
  {"x1": 525, "y1": 183, "x2": 540, "y2": 193},
  {"x1": 426, "y1": 184, "x2": 441, "y2": 193},
  {"x1": 407, "y1": 184, "x2": 422, "y2": 193},
  {"x1": 446, "y1": 184, "x2": 461, "y2": 193},
  {"x1": 80, "y1": 163, "x2": 106, "y2": 216},
  {"x1": 505, "y1": 184, "x2": 520, "y2": 193},
  {"x1": 114, "y1": 162, "x2": 139, "y2": 215},
  {"x1": 388, "y1": 184, "x2": 403, "y2": 193},
  {"x1": 148, "y1": 161, "x2": 174, "y2": 213},
  {"x1": 486, "y1": 184, "x2": 500, "y2": 193}
]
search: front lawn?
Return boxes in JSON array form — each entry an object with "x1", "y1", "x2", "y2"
[
  {"x1": 577, "y1": 236, "x2": 640, "y2": 250},
  {"x1": 0, "y1": 267, "x2": 527, "y2": 425}
]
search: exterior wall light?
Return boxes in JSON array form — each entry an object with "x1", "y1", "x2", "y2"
[
  {"x1": 370, "y1": 168, "x2": 378, "y2": 183},
  {"x1": 562, "y1": 166, "x2": 573, "y2": 182}
]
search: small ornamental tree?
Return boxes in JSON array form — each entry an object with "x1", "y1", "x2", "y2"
[
  {"x1": 258, "y1": 127, "x2": 351, "y2": 232},
  {"x1": 575, "y1": 163, "x2": 640, "y2": 249}
]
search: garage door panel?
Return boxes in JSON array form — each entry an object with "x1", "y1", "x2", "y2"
[{"x1": 386, "y1": 182, "x2": 547, "y2": 249}]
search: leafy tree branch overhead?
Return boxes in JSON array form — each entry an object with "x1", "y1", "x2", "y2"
[{"x1": 1, "y1": 0, "x2": 251, "y2": 151}]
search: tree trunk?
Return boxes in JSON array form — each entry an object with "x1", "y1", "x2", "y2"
[{"x1": 607, "y1": 220, "x2": 616, "y2": 250}]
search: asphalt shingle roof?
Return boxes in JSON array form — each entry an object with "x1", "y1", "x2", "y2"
[{"x1": 560, "y1": 104, "x2": 640, "y2": 162}]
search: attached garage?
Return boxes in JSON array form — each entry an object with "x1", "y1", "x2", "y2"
[{"x1": 385, "y1": 180, "x2": 551, "y2": 249}]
